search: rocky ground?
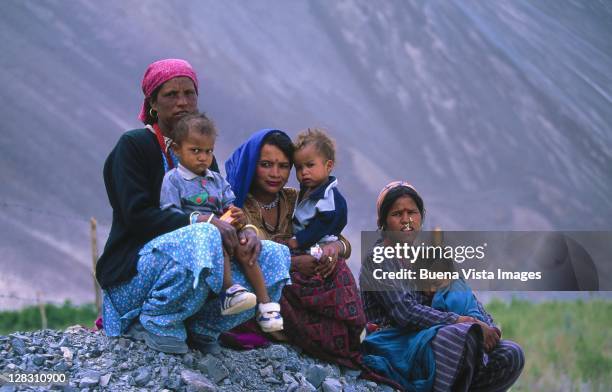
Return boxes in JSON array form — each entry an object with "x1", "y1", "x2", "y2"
[{"x1": 0, "y1": 326, "x2": 395, "y2": 391}]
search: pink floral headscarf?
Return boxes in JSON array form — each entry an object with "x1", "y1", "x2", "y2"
[{"x1": 138, "y1": 59, "x2": 199, "y2": 123}]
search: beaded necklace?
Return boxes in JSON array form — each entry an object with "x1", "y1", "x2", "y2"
[
  {"x1": 259, "y1": 193, "x2": 279, "y2": 210},
  {"x1": 258, "y1": 194, "x2": 281, "y2": 234},
  {"x1": 152, "y1": 123, "x2": 178, "y2": 172}
]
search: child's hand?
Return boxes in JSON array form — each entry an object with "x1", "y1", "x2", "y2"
[
  {"x1": 286, "y1": 238, "x2": 298, "y2": 250},
  {"x1": 228, "y1": 206, "x2": 246, "y2": 228}
]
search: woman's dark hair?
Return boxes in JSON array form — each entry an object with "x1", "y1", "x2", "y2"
[
  {"x1": 143, "y1": 84, "x2": 164, "y2": 124},
  {"x1": 261, "y1": 131, "x2": 295, "y2": 165},
  {"x1": 378, "y1": 186, "x2": 426, "y2": 229}
]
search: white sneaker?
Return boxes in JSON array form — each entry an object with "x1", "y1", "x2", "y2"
[
  {"x1": 220, "y1": 284, "x2": 257, "y2": 316},
  {"x1": 256, "y1": 302, "x2": 284, "y2": 332}
]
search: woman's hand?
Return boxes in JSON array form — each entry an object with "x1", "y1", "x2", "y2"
[
  {"x1": 493, "y1": 326, "x2": 502, "y2": 338},
  {"x1": 315, "y1": 254, "x2": 337, "y2": 279},
  {"x1": 291, "y1": 255, "x2": 318, "y2": 277},
  {"x1": 479, "y1": 323, "x2": 501, "y2": 352},
  {"x1": 320, "y1": 242, "x2": 340, "y2": 263},
  {"x1": 237, "y1": 227, "x2": 261, "y2": 267},
  {"x1": 206, "y1": 214, "x2": 239, "y2": 257},
  {"x1": 455, "y1": 316, "x2": 500, "y2": 352},
  {"x1": 309, "y1": 242, "x2": 340, "y2": 278},
  {"x1": 234, "y1": 242, "x2": 251, "y2": 267},
  {"x1": 470, "y1": 319, "x2": 500, "y2": 352}
]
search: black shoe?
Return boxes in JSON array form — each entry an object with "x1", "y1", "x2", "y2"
[
  {"x1": 123, "y1": 321, "x2": 146, "y2": 341},
  {"x1": 143, "y1": 332, "x2": 189, "y2": 354},
  {"x1": 125, "y1": 321, "x2": 188, "y2": 354},
  {"x1": 187, "y1": 333, "x2": 221, "y2": 355}
]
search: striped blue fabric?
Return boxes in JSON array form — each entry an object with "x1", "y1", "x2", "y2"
[
  {"x1": 362, "y1": 288, "x2": 459, "y2": 330},
  {"x1": 360, "y1": 249, "x2": 524, "y2": 391}
]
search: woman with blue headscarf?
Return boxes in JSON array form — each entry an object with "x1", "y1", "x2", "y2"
[{"x1": 225, "y1": 129, "x2": 368, "y2": 370}]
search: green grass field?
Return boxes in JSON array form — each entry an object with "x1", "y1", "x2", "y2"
[
  {"x1": 486, "y1": 299, "x2": 612, "y2": 391},
  {"x1": 1, "y1": 299, "x2": 610, "y2": 390},
  {"x1": 0, "y1": 301, "x2": 98, "y2": 336}
]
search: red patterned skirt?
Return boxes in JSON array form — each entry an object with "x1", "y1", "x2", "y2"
[{"x1": 280, "y1": 258, "x2": 366, "y2": 369}]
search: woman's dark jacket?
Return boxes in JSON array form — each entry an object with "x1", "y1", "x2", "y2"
[{"x1": 96, "y1": 128, "x2": 218, "y2": 289}]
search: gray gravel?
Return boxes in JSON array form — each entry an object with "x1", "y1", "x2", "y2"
[{"x1": 0, "y1": 326, "x2": 395, "y2": 391}]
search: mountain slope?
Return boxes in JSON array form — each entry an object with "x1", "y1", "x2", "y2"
[{"x1": 1, "y1": 0, "x2": 611, "y2": 307}]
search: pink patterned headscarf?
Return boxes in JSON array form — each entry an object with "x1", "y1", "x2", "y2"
[
  {"x1": 376, "y1": 181, "x2": 417, "y2": 227},
  {"x1": 138, "y1": 59, "x2": 199, "y2": 123}
]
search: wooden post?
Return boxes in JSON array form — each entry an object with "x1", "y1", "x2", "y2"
[
  {"x1": 433, "y1": 226, "x2": 443, "y2": 246},
  {"x1": 36, "y1": 291, "x2": 47, "y2": 330},
  {"x1": 90, "y1": 217, "x2": 101, "y2": 314}
]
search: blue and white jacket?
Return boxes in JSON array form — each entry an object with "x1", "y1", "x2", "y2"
[{"x1": 292, "y1": 176, "x2": 347, "y2": 249}]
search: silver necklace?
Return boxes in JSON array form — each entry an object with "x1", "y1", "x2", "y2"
[{"x1": 257, "y1": 193, "x2": 280, "y2": 211}]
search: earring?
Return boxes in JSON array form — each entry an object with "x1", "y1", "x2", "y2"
[{"x1": 149, "y1": 108, "x2": 157, "y2": 118}]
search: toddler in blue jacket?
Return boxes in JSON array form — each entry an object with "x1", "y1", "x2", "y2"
[{"x1": 286, "y1": 128, "x2": 347, "y2": 259}]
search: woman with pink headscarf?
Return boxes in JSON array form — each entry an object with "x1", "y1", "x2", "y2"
[{"x1": 96, "y1": 59, "x2": 290, "y2": 354}]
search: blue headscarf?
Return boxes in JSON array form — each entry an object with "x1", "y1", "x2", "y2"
[{"x1": 225, "y1": 129, "x2": 289, "y2": 208}]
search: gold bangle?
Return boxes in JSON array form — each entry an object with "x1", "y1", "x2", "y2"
[
  {"x1": 206, "y1": 213, "x2": 215, "y2": 223},
  {"x1": 241, "y1": 224, "x2": 260, "y2": 237},
  {"x1": 339, "y1": 238, "x2": 347, "y2": 256}
]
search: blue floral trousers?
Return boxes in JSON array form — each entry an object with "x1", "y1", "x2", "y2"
[{"x1": 102, "y1": 223, "x2": 290, "y2": 340}]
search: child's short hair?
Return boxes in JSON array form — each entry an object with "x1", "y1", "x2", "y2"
[
  {"x1": 173, "y1": 113, "x2": 217, "y2": 144},
  {"x1": 294, "y1": 128, "x2": 335, "y2": 162}
]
